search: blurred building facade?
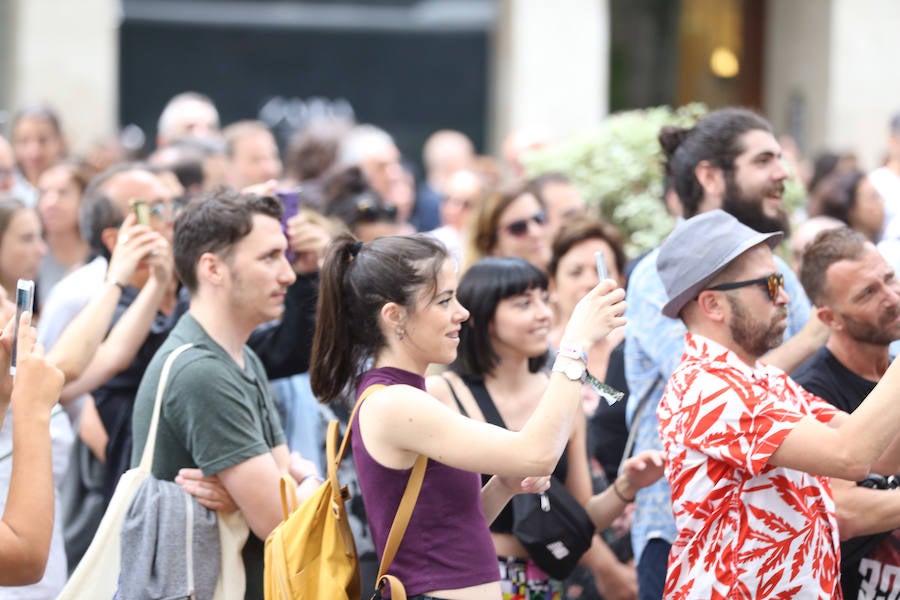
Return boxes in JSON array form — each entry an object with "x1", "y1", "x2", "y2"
[{"x1": 1, "y1": 0, "x2": 899, "y2": 169}]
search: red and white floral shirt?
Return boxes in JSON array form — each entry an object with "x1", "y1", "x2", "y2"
[{"x1": 658, "y1": 333, "x2": 842, "y2": 599}]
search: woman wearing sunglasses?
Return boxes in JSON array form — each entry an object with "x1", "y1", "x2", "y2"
[{"x1": 465, "y1": 181, "x2": 552, "y2": 273}]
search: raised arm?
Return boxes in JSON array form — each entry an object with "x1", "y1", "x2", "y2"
[
  {"x1": 770, "y1": 359, "x2": 900, "y2": 479},
  {"x1": 47, "y1": 216, "x2": 162, "y2": 384},
  {"x1": 363, "y1": 279, "x2": 627, "y2": 478},
  {"x1": 0, "y1": 314, "x2": 64, "y2": 584},
  {"x1": 59, "y1": 238, "x2": 175, "y2": 399}
]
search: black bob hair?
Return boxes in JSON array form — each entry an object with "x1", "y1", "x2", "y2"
[{"x1": 452, "y1": 256, "x2": 549, "y2": 378}]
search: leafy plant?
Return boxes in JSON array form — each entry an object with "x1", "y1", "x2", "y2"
[{"x1": 523, "y1": 103, "x2": 707, "y2": 257}]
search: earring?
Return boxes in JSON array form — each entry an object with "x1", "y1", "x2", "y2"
[{"x1": 396, "y1": 328, "x2": 405, "y2": 341}]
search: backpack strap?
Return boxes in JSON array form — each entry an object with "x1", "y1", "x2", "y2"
[
  {"x1": 377, "y1": 453, "x2": 427, "y2": 580},
  {"x1": 334, "y1": 384, "x2": 385, "y2": 468},
  {"x1": 338, "y1": 383, "x2": 428, "y2": 596}
]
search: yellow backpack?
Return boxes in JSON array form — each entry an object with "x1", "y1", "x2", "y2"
[{"x1": 264, "y1": 385, "x2": 427, "y2": 600}]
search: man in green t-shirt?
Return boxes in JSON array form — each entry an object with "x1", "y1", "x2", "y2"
[{"x1": 131, "y1": 188, "x2": 319, "y2": 599}]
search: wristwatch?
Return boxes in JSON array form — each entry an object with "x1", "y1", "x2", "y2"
[{"x1": 552, "y1": 358, "x2": 587, "y2": 383}]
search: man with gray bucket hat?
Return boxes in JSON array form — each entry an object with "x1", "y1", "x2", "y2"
[
  {"x1": 624, "y1": 107, "x2": 826, "y2": 600},
  {"x1": 656, "y1": 209, "x2": 900, "y2": 598}
]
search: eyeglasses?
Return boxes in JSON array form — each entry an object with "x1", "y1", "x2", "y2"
[
  {"x1": 500, "y1": 212, "x2": 547, "y2": 237},
  {"x1": 355, "y1": 194, "x2": 398, "y2": 222},
  {"x1": 136, "y1": 197, "x2": 186, "y2": 224},
  {"x1": 707, "y1": 272, "x2": 785, "y2": 301}
]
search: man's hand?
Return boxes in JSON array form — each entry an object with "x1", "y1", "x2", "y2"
[
  {"x1": 176, "y1": 468, "x2": 239, "y2": 513},
  {"x1": 145, "y1": 237, "x2": 175, "y2": 288},
  {"x1": 286, "y1": 211, "x2": 333, "y2": 274},
  {"x1": 107, "y1": 214, "x2": 165, "y2": 287}
]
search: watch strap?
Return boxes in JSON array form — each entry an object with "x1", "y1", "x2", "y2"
[{"x1": 556, "y1": 344, "x2": 588, "y2": 364}]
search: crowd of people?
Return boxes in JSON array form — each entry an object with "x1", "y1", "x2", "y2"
[{"x1": 1, "y1": 89, "x2": 900, "y2": 600}]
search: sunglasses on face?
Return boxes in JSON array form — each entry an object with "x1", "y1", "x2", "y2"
[
  {"x1": 500, "y1": 211, "x2": 547, "y2": 237},
  {"x1": 355, "y1": 194, "x2": 398, "y2": 222},
  {"x1": 707, "y1": 272, "x2": 785, "y2": 301}
]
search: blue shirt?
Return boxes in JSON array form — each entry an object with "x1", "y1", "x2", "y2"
[{"x1": 623, "y1": 246, "x2": 811, "y2": 563}]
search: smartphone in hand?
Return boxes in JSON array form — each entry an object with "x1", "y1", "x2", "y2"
[
  {"x1": 595, "y1": 250, "x2": 608, "y2": 281},
  {"x1": 276, "y1": 188, "x2": 303, "y2": 264},
  {"x1": 131, "y1": 198, "x2": 151, "y2": 226},
  {"x1": 9, "y1": 279, "x2": 34, "y2": 376}
]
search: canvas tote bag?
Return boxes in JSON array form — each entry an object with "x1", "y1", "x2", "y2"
[{"x1": 59, "y1": 343, "x2": 249, "y2": 600}]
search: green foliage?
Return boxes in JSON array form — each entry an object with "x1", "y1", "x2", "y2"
[{"x1": 523, "y1": 103, "x2": 707, "y2": 257}]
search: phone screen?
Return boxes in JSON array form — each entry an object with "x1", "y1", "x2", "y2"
[
  {"x1": 10, "y1": 279, "x2": 35, "y2": 376},
  {"x1": 276, "y1": 189, "x2": 302, "y2": 264},
  {"x1": 131, "y1": 199, "x2": 151, "y2": 225},
  {"x1": 595, "y1": 251, "x2": 608, "y2": 281}
]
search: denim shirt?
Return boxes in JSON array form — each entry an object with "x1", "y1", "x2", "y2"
[{"x1": 623, "y1": 246, "x2": 811, "y2": 563}]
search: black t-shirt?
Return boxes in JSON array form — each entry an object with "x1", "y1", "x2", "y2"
[{"x1": 793, "y1": 346, "x2": 881, "y2": 600}]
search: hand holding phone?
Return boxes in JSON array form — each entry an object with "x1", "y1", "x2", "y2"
[
  {"x1": 595, "y1": 251, "x2": 609, "y2": 281},
  {"x1": 277, "y1": 188, "x2": 303, "y2": 264},
  {"x1": 10, "y1": 279, "x2": 34, "y2": 376}
]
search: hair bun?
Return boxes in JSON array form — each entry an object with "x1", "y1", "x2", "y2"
[{"x1": 658, "y1": 126, "x2": 690, "y2": 161}]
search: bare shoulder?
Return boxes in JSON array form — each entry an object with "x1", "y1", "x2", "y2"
[{"x1": 425, "y1": 372, "x2": 458, "y2": 408}]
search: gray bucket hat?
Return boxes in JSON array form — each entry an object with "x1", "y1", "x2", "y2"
[{"x1": 657, "y1": 210, "x2": 783, "y2": 319}]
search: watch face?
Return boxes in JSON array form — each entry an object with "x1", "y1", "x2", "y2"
[{"x1": 565, "y1": 361, "x2": 586, "y2": 380}]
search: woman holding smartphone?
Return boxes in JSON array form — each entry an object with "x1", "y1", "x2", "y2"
[
  {"x1": 427, "y1": 257, "x2": 664, "y2": 600},
  {"x1": 310, "y1": 233, "x2": 628, "y2": 600}
]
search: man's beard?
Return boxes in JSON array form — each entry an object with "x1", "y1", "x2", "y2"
[
  {"x1": 722, "y1": 173, "x2": 791, "y2": 236},
  {"x1": 840, "y1": 305, "x2": 900, "y2": 346},
  {"x1": 727, "y1": 294, "x2": 788, "y2": 359}
]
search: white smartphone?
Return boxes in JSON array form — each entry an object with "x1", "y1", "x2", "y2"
[
  {"x1": 595, "y1": 250, "x2": 608, "y2": 281},
  {"x1": 9, "y1": 279, "x2": 35, "y2": 376}
]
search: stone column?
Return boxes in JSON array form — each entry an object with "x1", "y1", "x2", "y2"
[
  {"x1": 765, "y1": 0, "x2": 900, "y2": 170},
  {"x1": 2, "y1": 0, "x2": 119, "y2": 152},
  {"x1": 490, "y1": 0, "x2": 610, "y2": 154}
]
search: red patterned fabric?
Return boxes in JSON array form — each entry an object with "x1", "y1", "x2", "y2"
[{"x1": 658, "y1": 333, "x2": 842, "y2": 599}]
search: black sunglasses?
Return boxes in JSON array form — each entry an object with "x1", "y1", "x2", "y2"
[
  {"x1": 707, "y1": 272, "x2": 785, "y2": 301},
  {"x1": 500, "y1": 211, "x2": 547, "y2": 237},
  {"x1": 355, "y1": 194, "x2": 398, "y2": 222}
]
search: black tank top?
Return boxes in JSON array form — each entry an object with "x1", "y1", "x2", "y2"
[{"x1": 449, "y1": 374, "x2": 570, "y2": 535}]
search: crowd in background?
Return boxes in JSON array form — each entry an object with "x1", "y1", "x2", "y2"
[{"x1": 1, "y1": 89, "x2": 900, "y2": 600}]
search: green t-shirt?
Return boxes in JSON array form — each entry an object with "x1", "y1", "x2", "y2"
[{"x1": 131, "y1": 312, "x2": 286, "y2": 600}]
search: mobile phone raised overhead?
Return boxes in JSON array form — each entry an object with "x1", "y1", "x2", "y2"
[{"x1": 9, "y1": 279, "x2": 35, "y2": 376}]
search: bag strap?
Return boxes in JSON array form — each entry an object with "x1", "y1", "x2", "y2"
[
  {"x1": 465, "y1": 377, "x2": 508, "y2": 429},
  {"x1": 617, "y1": 374, "x2": 662, "y2": 475},
  {"x1": 340, "y1": 383, "x2": 428, "y2": 589},
  {"x1": 138, "y1": 343, "x2": 194, "y2": 472},
  {"x1": 377, "y1": 453, "x2": 427, "y2": 579},
  {"x1": 335, "y1": 384, "x2": 385, "y2": 468}
]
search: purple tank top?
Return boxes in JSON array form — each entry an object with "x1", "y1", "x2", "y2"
[{"x1": 352, "y1": 367, "x2": 499, "y2": 597}]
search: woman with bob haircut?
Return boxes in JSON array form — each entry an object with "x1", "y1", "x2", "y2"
[
  {"x1": 310, "y1": 233, "x2": 629, "y2": 600},
  {"x1": 427, "y1": 256, "x2": 663, "y2": 599}
]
